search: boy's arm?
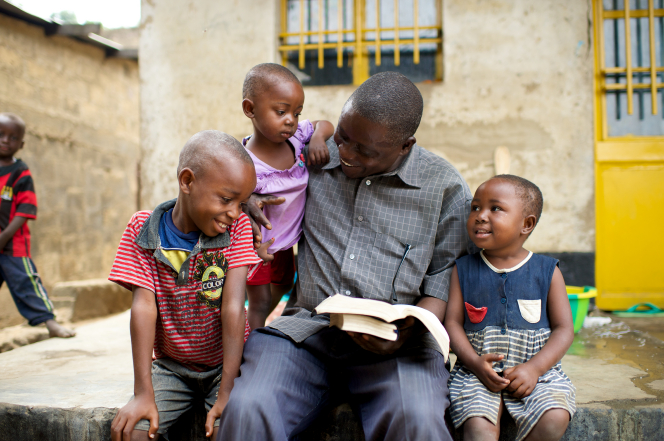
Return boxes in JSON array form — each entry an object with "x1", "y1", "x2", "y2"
[
  {"x1": 0, "y1": 216, "x2": 27, "y2": 250},
  {"x1": 111, "y1": 287, "x2": 159, "y2": 441},
  {"x1": 444, "y1": 266, "x2": 510, "y2": 392},
  {"x1": 503, "y1": 267, "x2": 574, "y2": 398},
  {"x1": 306, "y1": 120, "x2": 334, "y2": 166},
  {"x1": 204, "y1": 265, "x2": 249, "y2": 437}
]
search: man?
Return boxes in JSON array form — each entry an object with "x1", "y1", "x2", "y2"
[{"x1": 218, "y1": 72, "x2": 473, "y2": 441}]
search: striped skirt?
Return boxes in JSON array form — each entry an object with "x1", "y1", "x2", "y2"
[{"x1": 448, "y1": 328, "x2": 576, "y2": 441}]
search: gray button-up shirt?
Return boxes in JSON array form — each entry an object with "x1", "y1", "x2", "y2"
[{"x1": 269, "y1": 140, "x2": 473, "y2": 347}]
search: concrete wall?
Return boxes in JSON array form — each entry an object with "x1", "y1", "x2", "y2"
[
  {"x1": 140, "y1": 0, "x2": 594, "y2": 253},
  {"x1": 0, "y1": 14, "x2": 140, "y2": 325}
]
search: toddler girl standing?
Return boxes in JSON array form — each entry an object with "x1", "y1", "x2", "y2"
[
  {"x1": 241, "y1": 63, "x2": 334, "y2": 330},
  {"x1": 444, "y1": 175, "x2": 576, "y2": 441}
]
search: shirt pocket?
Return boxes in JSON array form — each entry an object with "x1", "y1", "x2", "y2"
[
  {"x1": 517, "y1": 299, "x2": 542, "y2": 324},
  {"x1": 464, "y1": 302, "x2": 488, "y2": 324},
  {"x1": 372, "y1": 233, "x2": 432, "y2": 298}
]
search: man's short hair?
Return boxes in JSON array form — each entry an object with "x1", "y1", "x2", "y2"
[
  {"x1": 177, "y1": 130, "x2": 253, "y2": 178},
  {"x1": 0, "y1": 112, "x2": 26, "y2": 136},
  {"x1": 242, "y1": 63, "x2": 301, "y2": 100},
  {"x1": 345, "y1": 72, "x2": 423, "y2": 144},
  {"x1": 494, "y1": 174, "x2": 544, "y2": 225}
]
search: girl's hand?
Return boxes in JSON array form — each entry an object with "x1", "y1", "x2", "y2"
[
  {"x1": 257, "y1": 238, "x2": 276, "y2": 262},
  {"x1": 503, "y1": 363, "x2": 539, "y2": 398},
  {"x1": 469, "y1": 353, "x2": 511, "y2": 393},
  {"x1": 306, "y1": 138, "x2": 330, "y2": 166}
]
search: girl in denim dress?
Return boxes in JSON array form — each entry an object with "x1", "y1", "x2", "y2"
[{"x1": 444, "y1": 175, "x2": 576, "y2": 441}]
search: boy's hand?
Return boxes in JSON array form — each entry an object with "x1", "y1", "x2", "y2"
[
  {"x1": 306, "y1": 137, "x2": 330, "y2": 166},
  {"x1": 257, "y1": 238, "x2": 276, "y2": 262},
  {"x1": 204, "y1": 390, "x2": 230, "y2": 438},
  {"x1": 111, "y1": 394, "x2": 159, "y2": 440},
  {"x1": 469, "y1": 354, "x2": 511, "y2": 393},
  {"x1": 243, "y1": 194, "x2": 285, "y2": 249},
  {"x1": 503, "y1": 363, "x2": 539, "y2": 399}
]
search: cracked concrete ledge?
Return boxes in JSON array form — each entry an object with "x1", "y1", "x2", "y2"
[{"x1": 0, "y1": 312, "x2": 663, "y2": 440}]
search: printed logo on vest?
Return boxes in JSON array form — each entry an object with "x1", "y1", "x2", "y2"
[
  {"x1": 193, "y1": 250, "x2": 228, "y2": 308},
  {"x1": 0, "y1": 186, "x2": 13, "y2": 201}
]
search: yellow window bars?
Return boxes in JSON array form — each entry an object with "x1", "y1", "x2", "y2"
[
  {"x1": 597, "y1": 0, "x2": 664, "y2": 123},
  {"x1": 279, "y1": 0, "x2": 442, "y2": 85}
]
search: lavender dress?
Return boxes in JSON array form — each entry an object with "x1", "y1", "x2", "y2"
[{"x1": 243, "y1": 120, "x2": 314, "y2": 254}]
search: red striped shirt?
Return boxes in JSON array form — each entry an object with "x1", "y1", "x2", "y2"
[
  {"x1": 0, "y1": 160, "x2": 38, "y2": 257},
  {"x1": 109, "y1": 210, "x2": 262, "y2": 370}
]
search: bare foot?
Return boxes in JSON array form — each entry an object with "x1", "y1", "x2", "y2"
[{"x1": 45, "y1": 319, "x2": 76, "y2": 338}]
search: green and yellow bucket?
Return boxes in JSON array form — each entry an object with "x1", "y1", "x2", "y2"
[{"x1": 566, "y1": 286, "x2": 597, "y2": 333}]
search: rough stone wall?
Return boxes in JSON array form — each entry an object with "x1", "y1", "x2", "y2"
[
  {"x1": 0, "y1": 14, "x2": 140, "y2": 325},
  {"x1": 140, "y1": 0, "x2": 594, "y2": 253}
]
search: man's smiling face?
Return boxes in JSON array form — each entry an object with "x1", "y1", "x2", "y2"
[{"x1": 332, "y1": 105, "x2": 413, "y2": 180}]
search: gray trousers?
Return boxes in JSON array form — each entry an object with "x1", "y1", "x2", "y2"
[{"x1": 217, "y1": 327, "x2": 452, "y2": 441}]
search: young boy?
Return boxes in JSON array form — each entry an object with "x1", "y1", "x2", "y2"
[
  {"x1": 109, "y1": 131, "x2": 262, "y2": 440},
  {"x1": 0, "y1": 112, "x2": 74, "y2": 338}
]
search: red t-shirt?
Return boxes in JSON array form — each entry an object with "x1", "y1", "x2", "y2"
[
  {"x1": 0, "y1": 159, "x2": 38, "y2": 257},
  {"x1": 109, "y1": 209, "x2": 262, "y2": 370}
]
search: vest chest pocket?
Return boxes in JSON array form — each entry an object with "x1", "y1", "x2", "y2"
[{"x1": 517, "y1": 299, "x2": 541, "y2": 323}]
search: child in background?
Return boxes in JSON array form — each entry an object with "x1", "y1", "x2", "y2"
[
  {"x1": 444, "y1": 175, "x2": 576, "y2": 441},
  {"x1": 241, "y1": 63, "x2": 334, "y2": 330},
  {"x1": 0, "y1": 113, "x2": 74, "y2": 338},
  {"x1": 109, "y1": 131, "x2": 262, "y2": 440}
]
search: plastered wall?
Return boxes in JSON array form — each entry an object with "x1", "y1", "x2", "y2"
[
  {"x1": 140, "y1": 0, "x2": 594, "y2": 253},
  {"x1": 0, "y1": 14, "x2": 140, "y2": 326}
]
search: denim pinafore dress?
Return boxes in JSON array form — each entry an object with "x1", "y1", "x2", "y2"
[{"x1": 448, "y1": 251, "x2": 576, "y2": 441}]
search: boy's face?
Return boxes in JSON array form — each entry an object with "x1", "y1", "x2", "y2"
[
  {"x1": 245, "y1": 81, "x2": 304, "y2": 143},
  {"x1": 183, "y1": 158, "x2": 257, "y2": 237},
  {"x1": 333, "y1": 107, "x2": 413, "y2": 179},
  {"x1": 467, "y1": 179, "x2": 530, "y2": 252},
  {"x1": 0, "y1": 119, "x2": 24, "y2": 160}
]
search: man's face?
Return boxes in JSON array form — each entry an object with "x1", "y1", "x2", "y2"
[
  {"x1": 332, "y1": 107, "x2": 410, "y2": 179},
  {"x1": 0, "y1": 118, "x2": 24, "y2": 160},
  {"x1": 184, "y1": 158, "x2": 257, "y2": 237}
]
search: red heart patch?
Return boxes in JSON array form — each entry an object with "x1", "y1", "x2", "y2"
[{"x1": 464, "y1": 302, "x2": 488, "y2": 324}]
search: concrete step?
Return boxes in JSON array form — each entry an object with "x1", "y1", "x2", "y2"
[
  {"x1": 51, "y1": 278, "x2": 131, "y2": 322},
  {"x1": 1, "y1": 312, "x2": 663, "y2": 440}
]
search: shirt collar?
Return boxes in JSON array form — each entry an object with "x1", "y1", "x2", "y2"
[
  {"x1": 321, "y1": 139, "x2": 422, "y2": 188},
  {"x1": 135, "y1": 198, "x2": 231, "y2": 250}
]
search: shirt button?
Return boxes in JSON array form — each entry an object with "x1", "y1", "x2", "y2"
[
  {"x1": 357, "y1": 216, "x2": 364, "y2": 221},
  {"x1": 349, "y1": 254, "x2": 355, "y2": 260},
  {"x1": 345, "y1": 290, "x2": 351, "y2": 296},
  {"x1": 501, "y1": 328, "x2": 506, "y2": 335},
  {"x1": 501, "y1": 273, "x2": 507, "y2": 279},
  {"x1": 501, "y1": 298, "x2": 506, "y2": 304},
  {"x1": 365, "y1": 180, "x2": 371, "y2": 186}
]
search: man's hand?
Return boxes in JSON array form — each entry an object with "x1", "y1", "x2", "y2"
[
  {"x1": 204, "y1": 390, "x2": 230, "y2": 438},
  {"x1": 111, "y1": 394, "x2": 159, "y2": 440},
  {"x1": 257, "y1": 238, "x2": 276, "y2": 262},
  {"x1": 503, "y1": 362, "x2": 539, "y2": 399},
  {"x1": 242, "y1": 194, "x2": 285, "y2": 249},
  {"x1": 468, "y1": 354, "x2": 511, "y2": 393},
  {"x1": 347, "y1": 317, "x2": 418, "y2": 355}
]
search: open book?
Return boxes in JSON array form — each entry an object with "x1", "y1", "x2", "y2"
[{"x1": 315, "y1": 295, "x2": 450, "y2": 362}]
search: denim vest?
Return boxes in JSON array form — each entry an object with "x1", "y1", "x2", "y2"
[{"x1": 456, "y1": 252, "x2": 558, "y2": 332}]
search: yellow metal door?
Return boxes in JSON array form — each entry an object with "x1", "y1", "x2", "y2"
[{"x1": 594, "y1": 0, "x2": 664, "y2": 310}]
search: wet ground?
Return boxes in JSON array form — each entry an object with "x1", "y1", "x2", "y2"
[{"x1": 565, "y1": 310, "x2": 664, "y2": 409}]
